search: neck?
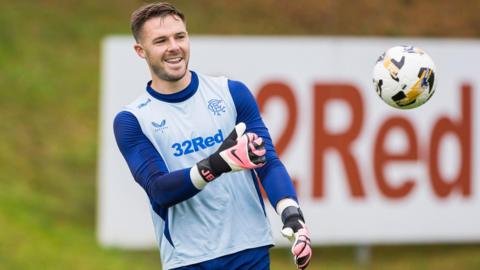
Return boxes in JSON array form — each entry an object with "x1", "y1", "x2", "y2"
[{"x1": 150, "y1": 71, "x2": 192, "y2": 94}]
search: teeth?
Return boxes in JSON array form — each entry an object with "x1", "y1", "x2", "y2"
[{"x1": 165, "y1": 57, "x2": 182, "y2": 63}]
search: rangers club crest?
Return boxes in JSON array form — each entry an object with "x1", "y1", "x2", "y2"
[{"x1": 208, "y1": 99, "x2": 226, "y2": 116}]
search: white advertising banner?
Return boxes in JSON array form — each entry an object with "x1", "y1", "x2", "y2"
[{"x1": 98, "y1": 36, "x2": 480, "y2": 248}]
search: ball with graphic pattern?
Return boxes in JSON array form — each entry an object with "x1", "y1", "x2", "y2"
[{"x1": 372, "y1": 45, "x2": 437, "y2": 109}]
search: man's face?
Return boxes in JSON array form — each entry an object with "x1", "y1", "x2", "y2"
[{"x1": 135, "y1": 15, "x2": 190, "y2": 82}]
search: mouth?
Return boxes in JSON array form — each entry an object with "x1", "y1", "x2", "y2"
[{"x1": 164, "y1": 56, "x2": 183, "y2": 64}]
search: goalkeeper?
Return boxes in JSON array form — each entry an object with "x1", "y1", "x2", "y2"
[{"x1": 114, "y1": 2, "x2": 312, "y2": 269}]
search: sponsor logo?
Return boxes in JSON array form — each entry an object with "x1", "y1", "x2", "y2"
[
  {"x1": 230, "y1": 149, "x2": 243, "y2": 164},
  {"x1": 137, "y1": 98, "x2": 151, "y2": 109},
  {"x1": 208, "y1": 99, "x2": 226, "y2": 116},
  {"x1": 171, "y1": 129, "x2": 224, "y2": 156},
  {"x1": 151, "y1": 120, "x2": 168, "y2": 132}
]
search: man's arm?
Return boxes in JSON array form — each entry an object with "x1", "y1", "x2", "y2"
[
  {"x1": 114, "y1": 111, "x2": 201, "y2": 207},
  {"x1": 228, "y1": 79, "x2": 297, "y2": 207},
  {"x1": 114, "y1": 111, "x2": 266, "y2": 207},
  {"x1": 228, "y1": 79, "x2": 312, "y2": 269}
]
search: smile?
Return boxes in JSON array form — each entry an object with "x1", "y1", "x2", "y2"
[{"x1": 164, "y1": 57, "x2": 183, "y2": 64}]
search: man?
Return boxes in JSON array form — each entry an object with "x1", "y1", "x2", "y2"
[{"x1": 113, "y1": 2, "x2": 312, "y2": 269}]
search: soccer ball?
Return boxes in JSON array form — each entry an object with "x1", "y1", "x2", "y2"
[{"x1": 372, "y1": 45, "x2": 437, "y2": 109}]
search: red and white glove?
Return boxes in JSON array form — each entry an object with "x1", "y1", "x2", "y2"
[
  {"x1": 281, "y1": 206, "x2": 312, "y2": 269},
  {"x1": 191, "y1": 122, "x2": 266, "y2": 186}
]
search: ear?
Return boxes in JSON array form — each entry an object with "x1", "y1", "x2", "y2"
[{"x1": 134, "y1": 43, "x2": 146, "y2": 59}]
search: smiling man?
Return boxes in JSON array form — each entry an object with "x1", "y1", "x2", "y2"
[{"x1": 113, "y1": 2, "x2": 312, "y2": 270}]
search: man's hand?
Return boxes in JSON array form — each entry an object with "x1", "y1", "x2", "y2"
[
  {"x1": 281, "y1": 206, "x2": 312, "y2": 269},
  {"x1": 218, "y1": 128, "x2": 266, "y2": 171},
  {"x1": 193, "y1": 122, "x2": 266, "y2": 184}
]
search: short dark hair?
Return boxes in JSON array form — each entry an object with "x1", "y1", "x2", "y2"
[{"x1": 130, "y1": 2, "x2": 186, "y2": 42}]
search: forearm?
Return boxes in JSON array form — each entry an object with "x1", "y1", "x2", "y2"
[
  {"x1": 147, "y1": 168, "x2": 201, "y2": 208},
  {"x1": 228, "y1": 79, "x2": 312, "y2": 268},
  {"x1": 256, "y1": 158, "x2": 298, "y2": 208},
  {"x1": 114, "y1": 111, "x2": 203, "y2": 208},
  {"x1": 228, "y1": 78, "x2": 298, "y2": 206}
]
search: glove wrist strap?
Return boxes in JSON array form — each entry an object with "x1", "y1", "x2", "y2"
[
  {"x1": 196, "y1": 154, "x2": 231, "y2": 182},
  {"x1": 281, "y1": 206, "x2": 305, "y2": 225}
]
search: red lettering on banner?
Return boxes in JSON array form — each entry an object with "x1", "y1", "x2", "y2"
[
  {"x1": 255, "y1": 80, "x2": 473, "y2": 201},
  {"x1": 374, "y1": 117, "x2": 417, "y2": 198},
  {"x1": 429, "y1": 84, "x2": 472, "y2": 198},
  {"x1": 313, "y1": 84, "x2": 365, "y2": 198}
]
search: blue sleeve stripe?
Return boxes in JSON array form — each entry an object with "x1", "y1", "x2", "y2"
[
  {"x1": 113, "y1": 111, "x2": 200, "y2": 209},
  {"x1": 228, "y1": 80, "x2": 298, "y2": 207},
  {"x1": 153, "y1": 206, "x2": 174, "y2": 247}
]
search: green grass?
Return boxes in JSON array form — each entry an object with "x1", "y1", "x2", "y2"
[{"x1": 1, "y1": 0, "x2": 480, "y2": 269}]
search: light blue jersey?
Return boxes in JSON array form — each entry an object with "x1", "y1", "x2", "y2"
[{"x1": 114, "y1": 71, "x2": 297, "y2": 269}]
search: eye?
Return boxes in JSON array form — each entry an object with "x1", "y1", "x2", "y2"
[{"x1": 154, "y1": 38, "x2": 166, "y2": 44}]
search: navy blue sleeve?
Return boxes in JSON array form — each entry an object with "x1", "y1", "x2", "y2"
[
  {"x1": 113, "y1": 111, "x2": 200, "y2": 208},
  {"x1": 228, "y1": 80, "x2": 298, "y2": 208}
]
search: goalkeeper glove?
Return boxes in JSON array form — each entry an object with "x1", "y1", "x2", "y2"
[
  {"x1": 281, "y1": 206, "x2": 312, "y2": 269},
  {"x1": 190, "y1": 122, "x2": 266, "y2": 187}
]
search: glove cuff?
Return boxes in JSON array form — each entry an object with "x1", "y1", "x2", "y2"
[
  {"x1": 190, "y1": 164, "x2": 208, "y2": 190},
  {"x1": 276, "y1": 198, "x2": 299, "y2": 214},
  {"x1": 195, "y1": 153, "x2": 232, "y2": 183},
  {"x1": 208, "y1": 153, "x2": 232, "y2": 174},
  {"x1": 281, "y1": 206, "x2": 305, "y2": 225}
]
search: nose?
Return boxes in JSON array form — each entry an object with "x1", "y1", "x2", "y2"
[{"x1": 167, "y1": 38, "x2": 180, "y2": 52}]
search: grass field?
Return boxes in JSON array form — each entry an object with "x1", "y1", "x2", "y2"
[{"x1": 1, "y1": 0, "x2": 480, "y2": 269}]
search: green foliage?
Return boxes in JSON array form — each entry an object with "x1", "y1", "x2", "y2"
[{"x1": 1, "y1": 0, "x2": 480, "y2": 269}]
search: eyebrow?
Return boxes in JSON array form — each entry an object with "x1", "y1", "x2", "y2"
[{"x1": 151, "y1": 31, "x2": 187, "y2": 42}]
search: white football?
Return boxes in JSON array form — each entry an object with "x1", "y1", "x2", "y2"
[{"x1": 372, "y1": 45, "x2": 437, "y2": 109}]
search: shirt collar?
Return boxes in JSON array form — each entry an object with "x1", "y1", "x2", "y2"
[{"x1": 146, "y1": 71, "x2": 198, "y2": 103}]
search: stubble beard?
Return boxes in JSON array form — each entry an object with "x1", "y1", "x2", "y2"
[{"x1": 150, "y1": 59, "x2": 188, "y2": 82}]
